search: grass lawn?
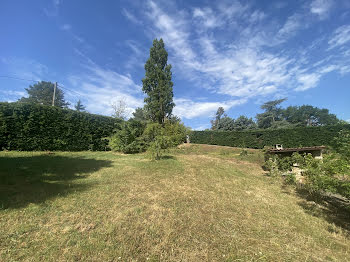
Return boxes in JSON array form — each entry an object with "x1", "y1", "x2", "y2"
[{"x1": 1, "y1": 144, "x2": 349, "y2": 261}]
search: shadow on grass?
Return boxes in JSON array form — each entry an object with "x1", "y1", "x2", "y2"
[
  {"x1": 159, "y1": 155, "x2": 176, "y2": 160},
  {"x1": 0, "y1": 154, "x2": 112, "y2": 209},
  {"x1": 294, "y1": 188, "x2": 350, "y2": 234}
]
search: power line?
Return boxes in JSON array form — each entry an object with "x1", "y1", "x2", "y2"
[
  {"x1": 0, "y1": 75, "x2": 41, "y2": 83},
  {"x1": 58, "y1": 84, "x2": 85, "y2": 97},
  {"x1": 0, "y1": 74, "x2": 85, "y2": 99}
]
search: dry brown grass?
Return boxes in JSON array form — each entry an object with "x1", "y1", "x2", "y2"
[{"x1": 1, "y1": 145, "x2": 349, "y2": 261}]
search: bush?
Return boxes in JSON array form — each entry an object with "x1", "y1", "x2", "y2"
[
  {"x1": 109, "y1": 119, "x2": 188, "y2": 159},
  {"x1": 109, "y1": 120, "x2": 146, "y2": 153},
  {"x1": 0, "y1": 102, "x2": 119, "y2": 151},
  {"x1": 284, "y1": 173, "x2": 296, "y2": 185},
  {"x1": 266, "y1": 151, "x2": 350, "y2": 199},
  {"x1": 264, "y1": 157, "x2": 280, "y2": 177},
  {"x1": 190, "y1": 124, "x2": 350, "y2": 149}
]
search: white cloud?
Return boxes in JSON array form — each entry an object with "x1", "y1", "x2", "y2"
[
  {"x1": 328, "y1": 25, "x2": 350, "y2": 49},
  {"x1": 60, "y1": 24, "x2": 71, "y2": 31},
  {"x1": 141, "y1": 0, "x2": 350, "y2": 104},
  {"x1": 193, "y1": 7, "x2": 223, "y2": 29},
  {"x1": 173, "y1": 98, "x2": 246, "y2": 119},
  {"x1": 0, "y1": 90, "x2": 26, "y2": 97},
  {"x1": 277, "y1": 14, "x2": 302, "y2": 40},
  {"x1": 192, "y1": 124, "x2": 210, "y2": 131},
  {"x1": 295, "y1": 73, "x2": 321, "y2": 91},
  {"x1": 124, "y1": 40, "x2": 146, "y2": 69},
  {"x1": 310, "y1": 0, "x2": 333, "y2": 19},
  {"x1": 0, "y1": 57, "x2": 48, "y2": 81},
  {"x1": 122, "y1": 8, "x2": 142, "y2": 25},
  {"x1": 146, "y1": 0, "x2": 199, "y2": 70},
  {"x1": 67, "y1": 56, "x2": 144, "y2": 117}
]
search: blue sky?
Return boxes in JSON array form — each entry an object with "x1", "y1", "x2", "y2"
[{"x1": 1, "y1": 0, "x2": 350, "y2": 129}]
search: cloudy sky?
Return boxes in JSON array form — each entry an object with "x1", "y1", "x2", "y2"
[{"x1": 1, "y1": 0, "x2": 350, "y2": 129}]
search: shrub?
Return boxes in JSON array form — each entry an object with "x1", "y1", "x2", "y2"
[
  {"x1": 108, "y1": 120, "x2": 146, "y2": 153},
  {"x1": 264, "y1": 157, "x2": 280, "y2": 177},
  {"x1": 284, "y1": 173, "x2": 297, "y2": 185},
  {"x1": 109, "y1": 119, "x2": 188, "y2": 159},
  {"x1": 265, "y1": 151, "x2": 350, "y2": 199},
  {"x1": 0, "y1": 102, "x2": 119, "y2": 151},
  {"x1": 190, "y1": 124, "x2": 350, "y2": 149},
  {"x1": 147, "y1": 135, "x2": 172, "y2": 160}
]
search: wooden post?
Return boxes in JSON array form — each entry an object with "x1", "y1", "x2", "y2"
[{"x1": 52, "y1": 82, "x2": 57, "y2": 106}]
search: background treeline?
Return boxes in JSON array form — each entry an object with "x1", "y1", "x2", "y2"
[
  {"x1": 211, "y1": 98, "x2": 343, "y2": 131},
  {"x1": 191, "y1": 124, "x2": 350, "y2": 149},
  {"x1": 0, "y1": 102, "x2": 119, "y2": 151}
]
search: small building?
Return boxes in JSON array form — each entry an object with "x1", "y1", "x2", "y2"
[{"x1": 267, "y1": 145, "x2": 326, "y2": 159}]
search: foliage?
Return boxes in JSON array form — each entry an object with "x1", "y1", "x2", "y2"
[
  {"x1": 283, "y1": 105, "x2": 339, "y2": 127},
  {"x1": 111, "y1": 100, "x2": 127, "y2": 120},
  {"x1": 147, "y1": 134, "x2": 172, "y2": 160},
  {"x1": 142, "y1": 38, "x2": 175, "y2": 124},
  {"x1": 109, "y1": 119, "x2": 187, "y2": 158},
  {"x1": 284, "y1": 173, "x2": 297, "y2": 185},
  {"x1": 211, "y1": 107, "x2": 225, "y2": 130},
  {"x1": 190, "y1": 124, "x2": 350, "y2": 149},
  {"x1": 264, "y1": 157, "x2": 279, "y2": 176},
  {"x1": 217, "y1": 116, "x2": 235, "y2": 131},
  {"x1": 265, "y1": 148, "x2": 350, "y2": 199},
  {"x1": 300, "y1": 154, "x2": 350, "y2": 199},
  {"x1": 74, "y1": 99, "x2": 86, "y2": 112},
  {"x1": 18, "y1": 81, "x2": 69, "y2": 108},
  {"x1": 333, "y1": 130, "x2": 350, "y2": 161},
  {"x1": 108, "y1": 120, "x2": 147, "y2": 154},
  {"x1": 132, "y1": 107, "x2": 148, "y2": 122},
  {"x1": 256, "y1": 98, "x2": 286, "y2": 129},
  {"x1": 0, "y1": 102, "x2": 119, "y2": 151},
  {"x1": 208, "y1": 99, "x2": 340, "y2": 131},
  {"x1": 277, "y1": 156, "x2": 293, "y2": 171},
  {"x1": 233, "y1": 115, "x2": 257, "y2": 131},
  {"x1": 215, "y1": 114, "x2": 257, "y2": 131}
]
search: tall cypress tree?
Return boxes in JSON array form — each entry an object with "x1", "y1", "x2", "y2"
[{"x1": 142, "y1": 38, "x2": 175, "y2": 124}]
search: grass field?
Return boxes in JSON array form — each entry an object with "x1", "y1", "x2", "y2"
[{"x1": 1, "y1": 144, "x2": 349, "y2": 261}]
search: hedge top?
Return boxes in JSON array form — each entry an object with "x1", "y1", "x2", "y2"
[{"x1": 190, "y1": 124, "x2": 350, "y2": 149}]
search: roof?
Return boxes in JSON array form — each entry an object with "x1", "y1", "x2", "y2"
[{"x1": 268, "y1": 146, "x2": 326, "y2": 153}]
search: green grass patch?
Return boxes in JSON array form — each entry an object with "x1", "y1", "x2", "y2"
[{"x1": 1, "y1": 145, "x2": 349, "y2": 261}]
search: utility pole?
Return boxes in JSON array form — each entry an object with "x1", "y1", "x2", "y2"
[{"x1": 52, "y1": 82, "x2": 57, "y2": 106}]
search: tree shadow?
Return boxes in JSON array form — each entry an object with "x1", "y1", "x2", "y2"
[
  {"x1": 0, "y1": 154, "x2": 112, "y2": 209},
  {"x1": 294, "y1": 188, "x2": 350, "y2": 235},
  {"x1": 159, "y1": 155, "x2": 176, "y2": 160}
]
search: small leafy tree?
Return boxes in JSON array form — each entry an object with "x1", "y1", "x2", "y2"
[
  {"x1": 111, "y1": 100, "x2": 127, "y2": 120},
  {"x1": 109, "y1": 120, "x2": 146, "y2": 153}
]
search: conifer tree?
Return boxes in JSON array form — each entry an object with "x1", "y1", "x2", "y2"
[{"x1": 142, "y1": 39, "x2": 175, "y2": 124}]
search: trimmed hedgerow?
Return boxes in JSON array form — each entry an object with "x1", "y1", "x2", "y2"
[
  {"x1": 0, "y1": 102, "x2": 120, "y2": 151},
  {"x1": 190, "y1": 125, "x2": 350, "y2": 149}
]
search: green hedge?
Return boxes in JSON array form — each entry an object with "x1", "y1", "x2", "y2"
[
  {"x1": 0, "y1": 102, "x2": 120, "y2": 151},
  {"x1": 190, "y1": 125, "x2": 350, "y2": 149}
]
